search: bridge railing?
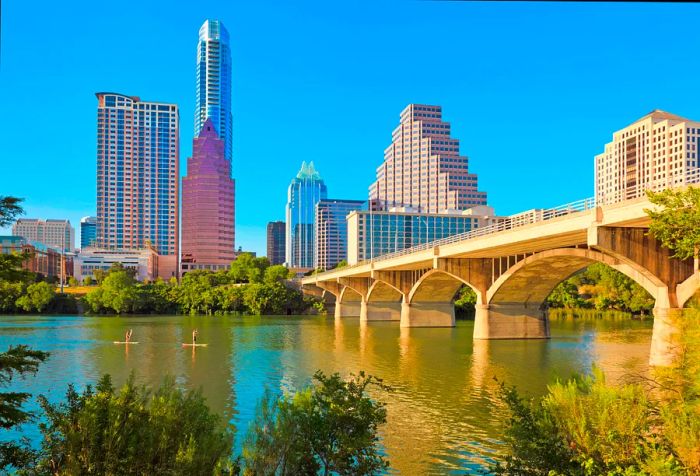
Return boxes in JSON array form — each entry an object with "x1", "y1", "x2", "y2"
[{"x1": 345, "y1": 196, "x2": 597, "y2": 269}]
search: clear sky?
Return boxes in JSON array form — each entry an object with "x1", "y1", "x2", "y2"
[{"x1": 1, "y1": 1, "x2": 699, "y2": 255}]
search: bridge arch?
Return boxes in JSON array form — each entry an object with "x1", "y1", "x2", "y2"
[
  {"x1": 486, "y1": 247, "x2": 666, "y2": 307},
  {"x1": 408, "y1": 269, "x2": 484, "y2": 305},
  {"x1": 338, "y1": 285, "x2": 363, "y2": 303},
  {"x1": 366, "y1": 280, "x2": 404, "y2": 303}
]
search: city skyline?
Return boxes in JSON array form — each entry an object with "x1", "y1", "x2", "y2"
[{"x1": 2, "y1": 1, "x2": 700, "y2": 255}]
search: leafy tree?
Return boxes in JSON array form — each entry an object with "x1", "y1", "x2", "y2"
[
  {"x1": 263, "y1": 265, "x2": 291, "y2": 285},
  {"x1": 0, "y1": 196, "x2": 24, "y2": 227},
  {"x1": 67, "y1": 277, "x2": 78, "y2": 287},
  {"x1": 92, "y1": 268, "x2": 107, "y2": 284},
  {"x1": 84, "y1": 267, "x2": 138, "y2": 314},
  {"x1": 547, "y1": 280, "x2": 587, "y2": 309},
  {"x1": 81, "y1": 276, "x2": 93, "y2": 286},
  {"x1": 0, "y1": 282, "x2": 24, "y2": 313},
  {"x1": 0, "y1": 345, "x2": 49, "y2": 471},
  {"x1": 229, "y1": 253, "x2": 269, "y2": 284},
  {"x1": 0, "y1": 252, "x2": 34, "y2": 283},
  {"x1": 242, "y1": 371, "x2": 390, "y2": 475},
  {"x1": 646, "y1": 187, "x2": 700, "y2": 268},
  {"x1": 334, "y1": 259, "x2": 348, "y2": 269},
  {"x1": 15, "y1": 282, "x2": 55, "y2": 313},
  {"x1": 31, "y1": 374, "x2": 236, "y2": 475}
]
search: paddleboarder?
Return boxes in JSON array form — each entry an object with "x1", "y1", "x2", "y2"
[
  {"x1": 125, "y1": 329, "x2": 133, "y2": 344},
  {"x1": 192, "y1": 329, "x2": 198, "y2": 346}
]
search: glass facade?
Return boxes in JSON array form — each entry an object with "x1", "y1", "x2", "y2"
[
  {"x1": 195, "y1": 20, "x2": 232, "y2": 163},
  {"x1": 266, "y1": 221, "x2": 286, "y2": 266},
  {"x1": 285, "y1": 162, "x2": 327, "y2": 269},
  {"x1": 80, "y1": 216, "x2": 97, "y2": 249},
  {"x1": 315, "y1": 199, "x2": 365, "y2": 270}
]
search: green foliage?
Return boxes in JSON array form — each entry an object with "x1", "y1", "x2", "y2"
[
  {"x1": 85, "y1": 266, "x2": 138, "y2": 314},
  {"x1": 547, "y1": 263, "x2": 654, "y2": 314},
  {"x1": 0, "y1": 252, "x2": 35, "y2": 283},
  {"x1": 263, "y1": 264, "x2": 292, "y2": 285},
  {"x1": 0, "y1": 281, "x2": 24, "y2": 313},
  {"x1": 229, "y1": 253, "x2": 270, "y2": 284},
  {"x1": 0, "y1": 345, "x2": 49, "y2": 471},
  {"x1": 30, "y1": 374, "x2": 235, "y2": 475},
  {"x1": 492, "y1": 367, "x2": 695, "y2": 475},
  {"x1": 0, "y1": 196, "x2": 24, "y2": 227},
  {"x1": 67, "y1": 277, "x2": 78, "y2": 287},
  {"x1": 334, "y1": 259, "x2": 348, "y2": 269},
  {"x1": 646, "y1": 188, "x2": 700, "y2": 261},
  {"x1": 81, "y1": 276, "x2": 93, "y2": 286},
  {"x1": 242, "y1": 371, "x2": 390, "y2": 475},
  {"x1": 15, "y1": 282, "x2": 55, "y2": 313}
]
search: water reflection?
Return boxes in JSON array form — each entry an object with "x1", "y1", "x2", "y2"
[{"x1": 0, "y1": 313, "x2": 652, "y2": 474}]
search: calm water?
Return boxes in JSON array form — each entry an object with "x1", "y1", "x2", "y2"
[{"x1": 0, "y1": 314, "x2": 653, "y2": 474}]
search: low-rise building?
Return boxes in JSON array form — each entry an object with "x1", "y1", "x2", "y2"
[
  {"x1": 73, "y1": 248, "x2": 158, "y2": 282},
  {"x1": 0, "y1": 235, "x2": 74, "y2": 280}
]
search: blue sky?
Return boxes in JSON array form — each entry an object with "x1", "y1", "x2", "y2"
[{"x1": 1, "y1": 1, "x2": 699, "y2": 255}]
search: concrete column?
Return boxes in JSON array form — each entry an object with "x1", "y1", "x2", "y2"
[
  {"x1": 649, "y1": 307, "x2": 684, "y2": 367},
  {"x1": 473, "y1": 303, "x2": 549, "y2": 339},
  {"x1": 359, "y1": 300, "x2": 368, "y2": 322},
  {"x1": 364, "y1": 301, "x2": 402, "y2": 321},
  {"x1": 400, "y1": 301, "x2": 455, "y2": 327},
  {"x1": 334, "y1": 301, "x2": 363, "y2": 319}
]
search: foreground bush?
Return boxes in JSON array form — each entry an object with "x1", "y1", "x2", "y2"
[
  {"x1": 29, "y1": 375, "x2": 235, "y2": 475},
  {"x1": 242, "y1": 371, "x2": 390, "y2": 475}
]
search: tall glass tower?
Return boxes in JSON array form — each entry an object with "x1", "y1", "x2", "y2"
[
  {"x1": 285, "y1": 162, "x2": 327, "y2": 269},
  {"x1": 195, "y1": 19, "x2": 232, "y2": 162}
]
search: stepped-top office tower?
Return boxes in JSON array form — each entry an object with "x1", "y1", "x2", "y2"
[
  {"x1": 181, "y1": 119, "x2": 236, "y2": 272},
  {"x1": 595, "y1": 110, "x2": 700, "y2": 205},
  {"x1": 195, "y1": 19, "x2": 232, "y2": 162},
  {"x1": 12, "y1": 219, "x2": 74, "y2": 252},
  {"x1": 286, "y1": 162, "x2": 327, "y2": 269},
  {"x1": 369, "y1": 104, "x2": 487, "y2": 212},
  {"x1": 95, "y1": 92, "x2": 180, "y2": 278}
]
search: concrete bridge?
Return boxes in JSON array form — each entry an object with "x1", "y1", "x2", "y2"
[{"x1": 302, "y1": 195, "x2": 700, "y2": 366}]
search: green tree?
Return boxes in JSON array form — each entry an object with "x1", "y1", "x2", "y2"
[
  {"x1": 15, "y1": 282, "x2": 55, "y2": 313},
  {"x1": 0, "y1": 282, "x2": 24, "y2": 313},
  {"x1": 31, "y1": 374, "x2": 235, "y2": 475},
  {"x1": 0, "y1": 196, "x2": 24, "y2": 227},
  {"x1": 263, "y1": 265, "x2": 291, "y2": 285},
  {"x1": 0, "y1": 252, "x2": 34, "y2": 283},
  {"x1": 85, "y1": 267, "x2": 138, "y2": 314},
  {"x1": 229, "y1": 253, "x2": 269, "y2": 284},
  {"x1": 67, "y1": 277, "x2": 78, "y2": 287},
  {"x1": 242, "y1": 371, "x2": 390, "y2": 475},
  {"x1": 0, "y1": 345, "x2": 49, "y2": 471},
  {"x1": 646, "y1": 187, "x2": 700, "y2": 269},
  {"x1": 334, "y1": 259, "x2": 348, "y2": 269},
  {"x1": 82, "y1": 276, "x2": 93, "y2": 286}
]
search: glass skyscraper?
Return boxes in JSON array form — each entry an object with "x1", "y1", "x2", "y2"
[
  {"x1": 95, "y1": 92, "x2": 179, "y2": 278},
  {"x1": 314, "y1": 199, "x2": 365, "y2": 270},
  {"x1": 195, "y1": 19, "x2": 232, "y2": 162},
  {"x1": 285, "y1": 162, "x2": 327, "y2": 269},
  {"x1": 80, "y1": 216, "x2": 97, "y2": 249}
]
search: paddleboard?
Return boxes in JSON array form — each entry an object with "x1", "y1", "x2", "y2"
[
  {"x1": 182, "y1": 343, "x2": 208, "y2": 347},
  {"x1": 113, "y1": 341, "x2": 139, "y2": 344}
]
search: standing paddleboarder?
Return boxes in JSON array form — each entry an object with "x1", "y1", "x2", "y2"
[
  {"x1": 125, "y1": 329, "x2": 133, "y2": 344},
  {"x1": 192, "y1": 329, "x2": 198, "y2": 346}
]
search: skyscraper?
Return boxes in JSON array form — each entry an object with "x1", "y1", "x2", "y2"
[
  {"x1": 314, "y1": 199, "x2": 365, "y2": 270},
  {"x1": 266, "y1": 221, "x2": 286, "y2": 266},
  {"x1": 369, "y1": 104, "x2": 486, "y2": 212},
  {"x1": 195, "y1": 19, "x2": 232, "y2": 162},
  {"x1": 95, "y1": 92, "x2": 179, "y2": 278},
  {"x1": 595, "y1": 110, "x2": 700, "y2": 205},
  {"x1": 285, "y1": 162, "x2": 327, "y2": 269},
  {"x1": 80, "y1": 216, "x2": 97, "y2": 249},
  {"x1": 181, "y1": 118, "x2": 235, "y2": 272},
  {"x1": 12, "y1": 219, "x2": 74, "y2": 252}
]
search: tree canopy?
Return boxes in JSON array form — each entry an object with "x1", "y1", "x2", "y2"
[
  {"x1": 0, "y1": 196, "x2": 24, "y2": 228},
  {"x1": 646, "y1": 187, "x2": 700, "y2": 263}
]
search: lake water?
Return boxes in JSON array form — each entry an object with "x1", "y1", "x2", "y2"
[{"x1": 0, "y1": 314, "x2": 653, "y2": 474}]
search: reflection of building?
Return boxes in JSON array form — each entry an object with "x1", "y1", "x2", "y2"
[
  {"x1": 181, "y1": 119, "x2": 235, "y2": 273},
  {"x1": 285, "y1": 162, "x2": 327, "y2": 269},
  {"x1": 595, "y1": 110, "x2": 700, "y2": 205},
  {"x1": 73, "y1": 248, "x2": 158, "y2": 282},
  {"x1": 266, "y1": 221, "x2": 286, "y2": 265},
  {"x1": 369, "y1": 104, "x2": 487, "y2": 212},
  {"x1": 95, "y1": 92, "x2": 179, "y2": 279},
  {"x1": 80, "y1": 216, "x2": 97, "y2": 249},
  {"x1": 315, "y1": 199, "x2": 365, "y2": 270},
  {"x1": 195, "y1": 19, "x2": 232, "y2": 163},
  {"x1": 346, "y1": 205, "x2": 499, "y2": 264},
  {"x1": 12, "y1": 218, "x2": 74, "y2": 252},
  {"x1": 0, "y1": 236, "x2": 74, "y2": 279}
]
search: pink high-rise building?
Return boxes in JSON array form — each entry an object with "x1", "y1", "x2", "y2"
[
  {"x1": 181, "y1": 118, "x2": 236, "y2": 272},
  {"x1": 369, "y1": 104, "x2": 486, "y2": 212}
]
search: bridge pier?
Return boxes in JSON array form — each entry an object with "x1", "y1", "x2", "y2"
[
  {"x1": 649, "y1": 307, "x2": 684, "y2": 367},
  {"x1": 474, "y1": 303, "x2": 549, "y2": 339},
  {"x1": 334, "y1": 301, "x2": 363, "y2": 319},
  {"x1": 400, "y1": 301, "x2": 455, "y2": 328},
  {"x1": 364, "y1": 301, "x2": 402, "y2": 321}
]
